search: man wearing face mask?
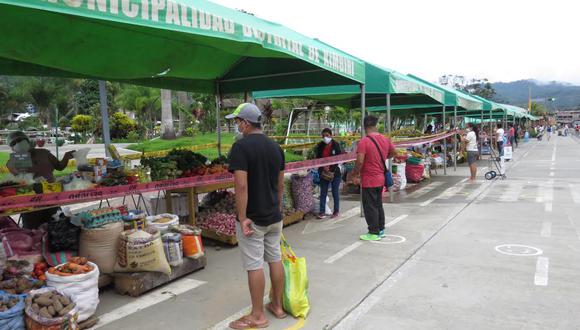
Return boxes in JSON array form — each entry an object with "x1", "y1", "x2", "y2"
[
  {"x1": 226, "y1": 103, "x2": 286, "y2": 329},
  {"x1": 6, "y1": 131, "x2": 75, "y2": 229},
  {"x1": 315, "y1": 128, "x2": 342, "y2": 219}
]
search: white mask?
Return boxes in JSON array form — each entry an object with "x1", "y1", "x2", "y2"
[
  {"x1": 234, "y1": 123, "x2": 241, "y2": 135},
  {"x1": 323, "y1": 137, "x2": 332, "y2": 144},
  {"x1": 13, "y1": 140, "x2": 30, "y2": 153}
]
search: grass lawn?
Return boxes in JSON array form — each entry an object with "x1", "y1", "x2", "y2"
[
  {"x1": 127, "y1": 133, "x2": 236, "y2": 152},
  {"x1": 127, "y1": 133, "x2": 307, "y2": 163}
]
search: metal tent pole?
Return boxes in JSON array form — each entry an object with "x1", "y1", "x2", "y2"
[
  {"x1": 424, "y1": 113, "x2": 428, "y2": 132},
  {"x1": 285, "y1": 109, "x2": 294, "y2": 145},
  {"x1": 360, "y1": 84, "x2": 366, "y2": 217},
  {"x1": 387, "y1": 93, "x2": 393, "y2": 203},
  {"x1": 98, "y1": 80, "x2": 111, "y2": 157},
  {"x1": 453, "y1": 105, "x2": 457, "y2": 171},
  {"x1": 480, "y1": 109, "x2": 484, "y2": 156},
  {"x1": 443, "y1": 105, "x2": 447, "y2": 175},
  {"x1": 215, "y1": 82, "x2": 222, "y2": 157}
]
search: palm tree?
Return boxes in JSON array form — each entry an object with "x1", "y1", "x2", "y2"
[
  {"x1": 176, "y1": 91, "x2": 190, "y2": 136},
  {"x1": 160, "y1": 89, "x2": 176, "y2": 139}
]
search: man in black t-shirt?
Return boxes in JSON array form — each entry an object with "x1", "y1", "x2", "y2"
[{"x1": 226, "y1": 103, "x2": 287, "y2": 329}]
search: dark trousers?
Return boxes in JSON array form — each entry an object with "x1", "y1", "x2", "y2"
[
  {"x1": 320, "y1": 175, "x2": 340, "y2": 214},
  {"x1": 362, "y1": 187, "x2": 385, "y2": 235},
  {"x1": 497, "y1": 141, "x2": 504, "y2": 157}
]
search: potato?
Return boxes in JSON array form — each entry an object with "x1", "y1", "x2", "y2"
[
  {"x1": 39, "y1": 306, "x2": 51, "y2": 319},
  {"x1": 47, "y1": 305, "x2": 56, "y2": 317},
  {"x1": 53, "y1": 299, "x2": 63, "y2": 313}
]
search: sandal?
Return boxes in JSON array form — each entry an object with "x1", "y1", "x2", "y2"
[
  {"x1": 266, "y1": 303, "x2": 288, "y2": 319},
  {"x1": 229, "y1": 315, "x2": 269, "y2": 330}
]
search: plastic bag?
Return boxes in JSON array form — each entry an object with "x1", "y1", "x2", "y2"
[
  {"x1": 161, "y1": 233, "x2": 183, "y2": 267},
  {"x1": 280, "y1": 235, "x2": 310, "y2": 318},
  {"x1": 146, "y1": 214, "x2": 179, "y2": 234},
  {"x1": 24, "y1": 288, "x2": 79, "y2": 330},
  {"x1": 114, "y1": 228, "x2": 171, "y2": 275},
  {"x1": 406, "y1": 164, "x2": 425, "y2": 183},
  {"x1": 73, "y1": 148, "x2": 90, "y2": 168},
  {"x1": 41, "y1": 235, "x2": 78, "y2": 267},
  {"x1": 393, "y1": 163, "x2": 407, "y2": 190},
  {"x1": 504, "y1": 146, "x2": 513, "y2": 160},
  {"x1": 79, "y1": 222, "x2": 123, "y2": 274},
  {"x1": 171, "y1": 225, "x2": 204, "y2": 259},
  {"x1": 47, "y1": 213, "x2": 80, "y2": 253},
  {"x1": 291, "y1": 174, "x2": 315, "y2": 214},
  {"x1": 45, "y1": 262, "x2": 99, "y2": 322},
  {"x1": 0, "y1": 293, "x2": 25, "y2": 330}
]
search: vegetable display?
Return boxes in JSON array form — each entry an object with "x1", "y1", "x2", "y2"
[
  {"x1": 0, "y1": 277, "x2": 45, "y2": 294},
  {"x1": 0, "y1": 297, "x2": 19, "y2": 312},
  {"x1": 25, "y1": 291, "x2": 74, "y2": 319},
  {"x1": 47, "y1": 257, "x2": 93, "y2": 276},
  {"x1": 198, "y1": 191, "x2": 236, "y2": 235},
  {"x1": 390, "y1": 128, "x2": 424, "y2": 138}
]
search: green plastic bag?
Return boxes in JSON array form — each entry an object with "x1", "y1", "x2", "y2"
[{"x1": 280, "y1": 235, "x2": 310, "y2": 318}]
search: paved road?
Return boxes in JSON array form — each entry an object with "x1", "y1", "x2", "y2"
[{"x1": 91, "y1": 135, "x2": 580, "y2": 330}]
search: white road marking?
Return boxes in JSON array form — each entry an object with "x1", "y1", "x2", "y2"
[
  {"x1": 466, "y1": 182, "x2": 490, "y2": 201},
  {"x1": 551, "y1": 142, "x2": 557, "y2": 162},
  {"x1": 544, "y1": 180, "x2": 554, "y2": 212},
  {"x1": 541, "y1": 222, "x2": 552, "y2": 238},
  {"x1": 324, "y1": 242, "x2": 363, "y2": 264},
  {"x1": 535, "y1": 183, "x2": 544, "y2": 203},
  {"x1": 94, "y1": 278, "x2": 205, "y2": 329},
  {"x1": 534, "y1": 257, "x2": 550, "y2": 286},
  {"x1": 419, "y1": 198, "x2": 435, "y2": 207},
  {"x1": 567, "y1": 214, "x2": 580, "y2": 241},
  {"x1": 499, "y1": 183, "x2": 523, "y2": 202},
  {"x1": 407, "y1": 181, "x2": 444, "y2": 198},
  {"x1": 302, "y1": 207, "x2": 360, "y2": 234},
  {"x1": 495, "y1": 244, "x2": 543, "y2": 256},
  {"x1": 368, "y1": 235, "x2": 406, "y2": 244},
  {"x1": 438, "y1": 183, "x2": 467, "y2": 200},
  {"x1": 569, "y1": 184, "x2": 580, "y2": 204},
  {"x1": 386, "y1": 214, "x2": 408, "y2": 228},
  {"x1": 206, "y1": 295, "x2": 270, "y2": 330},
  {"x1": 549, "y1": 172, "x2": 555, "y2": 177}
]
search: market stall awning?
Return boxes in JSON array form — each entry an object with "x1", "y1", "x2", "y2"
[
  {"x1": 407, "y1": 75, "x2": 483, "y2": 111},
  {"x1": 0, "y1": 0, "x2": 365, "y2": 93},
  {"x1": 252, "y1": 63, "x2": 445, "y2": 107}
]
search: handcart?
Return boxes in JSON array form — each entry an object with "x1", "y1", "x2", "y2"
[{"x1": 485, "y1": 147, "x2": 506, "y2": 180}]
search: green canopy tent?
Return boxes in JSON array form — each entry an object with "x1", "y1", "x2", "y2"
[
  {"x1": 253, "y1": 63, "x2": 445, "y2": 146},
  {"x1": 371, "y1": 75, "x2": 483, "y2": 172},
  {"x1": 0, "y1": 0, "x2": 365, "y2": 153}
]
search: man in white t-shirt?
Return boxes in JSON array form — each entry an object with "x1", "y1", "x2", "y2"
[
  {"x1": 496, "y1": 124, "x2": 505, "y2": 156},
  {"x1": 463, "y1": 123, "x2": 478, "y2": 181}
]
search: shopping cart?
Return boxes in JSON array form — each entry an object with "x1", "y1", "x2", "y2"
[{"x1": 485, "y1": 147, "x2": 506, "y2": 180}]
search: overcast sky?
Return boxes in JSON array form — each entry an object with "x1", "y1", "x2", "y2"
[{"x1": 213, "y1": 0, "x2": 580, "y2": 85}]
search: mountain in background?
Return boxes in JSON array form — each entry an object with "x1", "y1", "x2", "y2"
[{"x1": 492, "y1": 80, "x2": 580, "y2": 110}]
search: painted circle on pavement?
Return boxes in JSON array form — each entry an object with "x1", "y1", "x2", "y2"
[
  {"x1": 495, "y1": 244, "x2": 543, "y2": 256},
  {"x1": 379, "y1": 235, "x2": 406, "y2": 244}
]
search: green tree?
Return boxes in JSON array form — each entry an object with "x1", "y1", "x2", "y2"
[
  {"x1": 115, "y1": 84, "x2": 160, "y2": 137},
  {"x1": 530, "y1": 102, "x2": 548, "y2": 117},
  {"x1": 71, "y1": 114, "x2": 95, "y2": 140},
  {"x1": 160, "y1": 89, "x2": 175, "y2": 139},
  {"x1": 110, "y1": 112, "x2": 137, "y2": 139}
]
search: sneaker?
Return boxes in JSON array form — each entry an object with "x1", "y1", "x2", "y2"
[
  {"x1": 316, "y1": 213, "x2": 326, "y2": 219},
  {"x1": 379, "y1": 230, "x2": 386, "y2": 238},
  {"x1": 331, "y1": 212, "x2": 339, "y2": 219},
  {"x1": 359, "y1": 233, "x2": 381, "y2": 241}
]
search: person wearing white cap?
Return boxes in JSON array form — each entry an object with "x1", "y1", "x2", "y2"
[{"x1": 226, "y1": 103, "x2": 287, "y2": 329}]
